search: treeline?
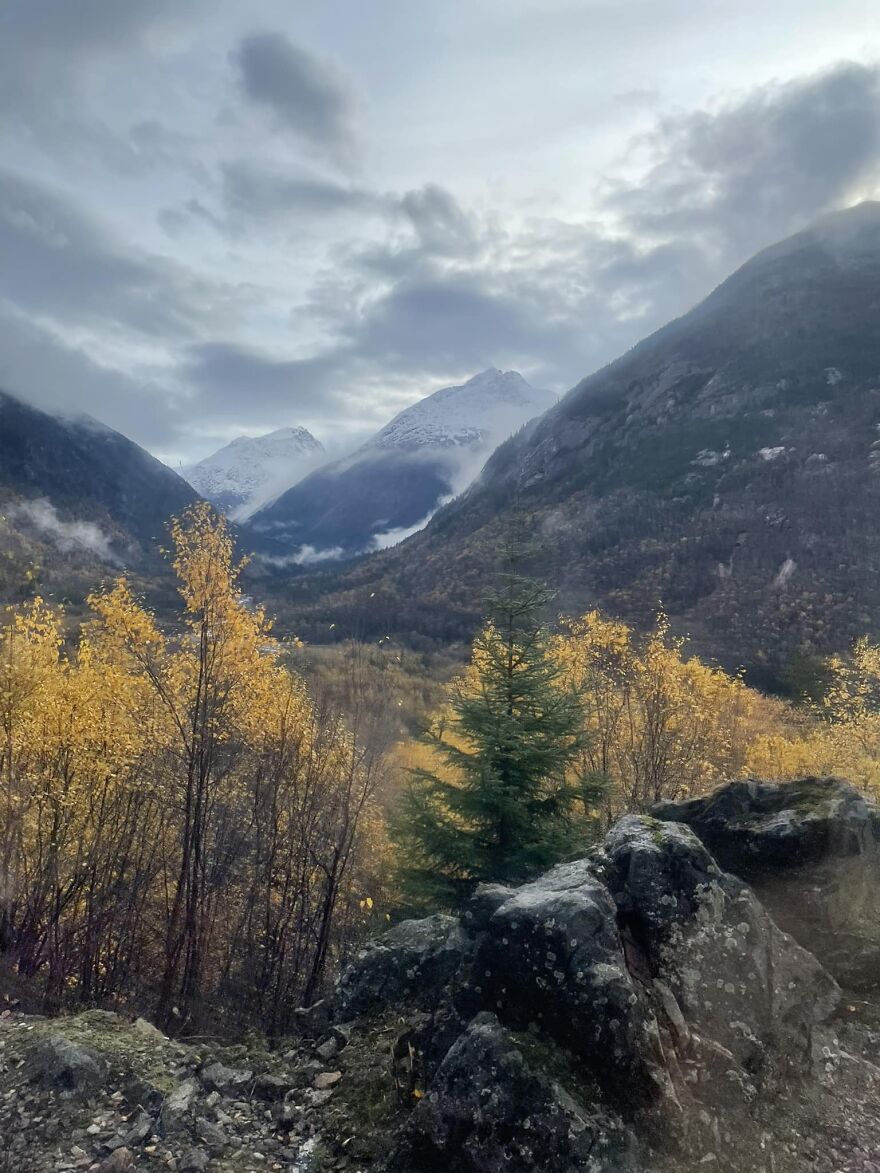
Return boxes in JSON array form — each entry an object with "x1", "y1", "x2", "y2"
[{"x1": 0, "y1": 505, "x2": 388, "y2": 1034}]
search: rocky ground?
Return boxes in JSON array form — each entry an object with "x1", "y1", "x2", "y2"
[{"x1": 2, "y1": 776, "x2": 880, "y2": 1172}]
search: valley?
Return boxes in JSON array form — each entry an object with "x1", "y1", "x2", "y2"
[{"x1": 2, "y1": 13, "x2": 880, "y2": 1168}]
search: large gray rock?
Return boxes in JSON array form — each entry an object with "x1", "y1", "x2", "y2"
[
  {"x1": 596, "y1": 815, "x2": 840, "y2": 1077},
  {"x1": 338, "y1": 913, "x2": 473, "y2": 1017},
  {"x1": 654, "y1": 777, "x2": 880, "y2": 988},
  {"x1": 381, "y1": 1012, "x2": 638, "y2": 1173},
  {"x1": 468, "y1": 859, "x2": 658, "y2": 1100},
  {"x1": 341, "y1": 786, "x2": 857, "y2": 1171},
  {"x1": 23, "y1": 1034, "x2": 109, "y2": 1100},
  {"x1": 159, "y1": 1076, "x2": 199, "y2": 1133},
  {"x1": 200, "y1": 1060, "x2": 252, "y2": 1093}
]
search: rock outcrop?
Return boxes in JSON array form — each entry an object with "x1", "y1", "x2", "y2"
[
  {"x1": 3, "y1": 778, "x2": 880, "y2": 1172},
  {"x1": 333, "y1": 779, "x2": 880, "y2": 1172},
  {"x1": 385, "y1": 1012, "x2": 638, "y2": 1173},
  {"x1": 654, "y1": 777, "x2": 880, "y2": 989},
  {"x1": 338, "y1": 913, "x2": 473, "y2": 1018}
]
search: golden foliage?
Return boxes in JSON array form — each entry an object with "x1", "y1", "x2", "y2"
[{"x1": 0, "y1": 504, "x2": 388, "y2": 1030}]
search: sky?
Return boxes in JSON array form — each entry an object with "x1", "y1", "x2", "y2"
[{"x1": 0, "y1": 0, "x2": 878, "y2": 466}]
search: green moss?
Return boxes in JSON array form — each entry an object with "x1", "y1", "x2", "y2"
[
  {"x1": 778, "y1": 776, "x2": 839, "y2": 818},
  {"x1": 510, "y1": 1028, "x2": 603, "y2": 1111},
  {"x1": 0, "y1": 1012, "x2": 187, "y2": 1097},
  {"x1": 309, "y1": 1013, "x2": 408, "y2": 1170}
]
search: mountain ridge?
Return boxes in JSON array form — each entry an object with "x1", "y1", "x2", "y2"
[
  {"x1": 247, "y1": 368, "x2": 556, "y2": 560},
  {"x1": 183, "y1": 425, "x2": 324, "y2": 518},
  {"x1": 274, "y1": 201, "x2": 880, "y2": 682},
  {"x1": 0, "y1": 389, "x2": 199, "y2": 602}
]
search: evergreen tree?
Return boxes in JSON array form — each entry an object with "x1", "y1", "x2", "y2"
[{"x1": 395, "y1": 565, "x2": 604, "y2": 907}]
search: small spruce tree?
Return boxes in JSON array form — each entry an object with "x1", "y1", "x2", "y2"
[{"x1": 395, "y1": 564, "x2": 604, "y2": 907}]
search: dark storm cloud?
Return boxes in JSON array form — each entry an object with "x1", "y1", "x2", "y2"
[
  {"x1": 184, "y1": 342, "x2": 371, "y2": 430},
  {"x1": 232, "y1": 32, "x2": 357, "y2": 164},
  {"x1": 611, "y1": 62, "x2": 880, "y2": 258}
]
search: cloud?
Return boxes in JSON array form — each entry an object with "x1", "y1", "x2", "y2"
[
  {"x1": 185, "y1": 342, "x2": 347, "y2": 416},
  {"x1": 232, "y1": 32, "x2": 357, "y2": 165},
  {"x1": 0, "y1": 1, "x2": 203, "y2": 153},
  {"x1": 370, "y1": 498, "x2": 453, "y2": 551},
  {"x1": 8, "y1": 498, "x2": 119, "y2": 563},
  {"x1": 610, "y1": 62, "x2": 880, "y2": 260},
  {"x1": 0, "y1": 168, "x2": 242, "y2": 340},
  {"x1": 399, "y1": 184, "x2": 477, "y2": 257},
  {"x1": 1, "y1": 15, "x2": 879, "y2": 471},
  {"x1": 0, "y1": 303, "x2": 185, "y2": 449},
  {"x1": 220, "y1": 160, "x2": 386, "y2": 223},
  {"x1": 258, "y1": 544, "x2": 345, "y2": 567}
]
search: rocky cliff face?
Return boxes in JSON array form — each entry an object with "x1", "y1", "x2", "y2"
[{"x1": 2, "y1": 778, "x2": 879, "y2": 1173}]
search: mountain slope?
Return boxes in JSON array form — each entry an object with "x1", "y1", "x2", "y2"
[
  {"x1": 182, "y1": 426, "x2": 324, "y2": 518},
  {"x1": 278, "y1": 203, "x2": 880, "y2": 681},
  {"x1": 0, "y1": 390, "x2": 198, "y2": 585},
  {"x1": 247, "y1": 369, "x2": 556, "y2": 559}
]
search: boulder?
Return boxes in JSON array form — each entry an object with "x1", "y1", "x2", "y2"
[
  {"x1": 381, "y1": 1012, "x2": 637, "y2": 1173},
  {"x1": 23, "y1": 1034, "x2": 109, "y2": 1100},
  {"x1": 338, "y1": 913, "x2": 473, "y2": 1017},
  {"x1": 200, "y1": 1060, "x2": 252, "y2": 1093},
  {"x1": 462, "y1": 883, "x2": 515, "y2": 932},
  {"x1": 338, "y1": 791, "x2": 862, "y2": 1171},
  {"x1": 595, "y1": 815, "x2": 840, "y2": 1077},
  {"x1": 468, "y1": 858, "x2": 657, "y2": 1100},
  {"x1": 654, "y1": 777, "x2": 880, "y2": 988}
]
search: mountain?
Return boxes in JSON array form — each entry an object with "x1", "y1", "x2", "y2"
[
  {"x1": 182, "y1": 426, "x2": 324, "y2": 518},
  {"x1": 247, "y1": 369, "x2": 556, "y2": 559},
  {"x1": 279, "y1": 203, "x2": 880, "y2": 683},
  {"x1": 0, "y1": 389, "x2": 198, "y2": 597}
]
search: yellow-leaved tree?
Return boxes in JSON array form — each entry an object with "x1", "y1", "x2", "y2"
[
  {"x1": 1, "y1": 504, "x2": 388, "y2": 1032},
  {"x1": 553, "y1": 612, "x2": 769, "y2": 815}
]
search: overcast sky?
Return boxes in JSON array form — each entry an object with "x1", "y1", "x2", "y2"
[{"x1": 0, "y1": 0, "x2": 878, "y2": 465}]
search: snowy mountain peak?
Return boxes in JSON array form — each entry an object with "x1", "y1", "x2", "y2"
[
  {"x1": 183, "y1": 427, "x2": 324, "y2": 519},
  {"x1": 246, "y1": 369, "x2": 558, "y2": 561},
  {"x1": 370, "y1": 369, "x2": 556, "y2": 452}
]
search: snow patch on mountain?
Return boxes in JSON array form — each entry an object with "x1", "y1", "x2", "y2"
[
  {"x1": 368, "y1": 368, "x2": 556, "y2": 454},
  {"x1": 183, "y1": 427, "x2": 324, "y2": 519},
  {"x1": 246, "y1": 369, "x2": 556, "y2": 561}
]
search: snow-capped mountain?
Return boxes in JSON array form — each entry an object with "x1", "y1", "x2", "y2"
[
  {"x1": 182, "y1": 427, "x2": 324, "y2": 519},
  {"x1": 247, "y1": 370, "x2": 556, "y2": 560},
  {"x1": 370, "y1": 369, "x2": 555, "y2": 451}
]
